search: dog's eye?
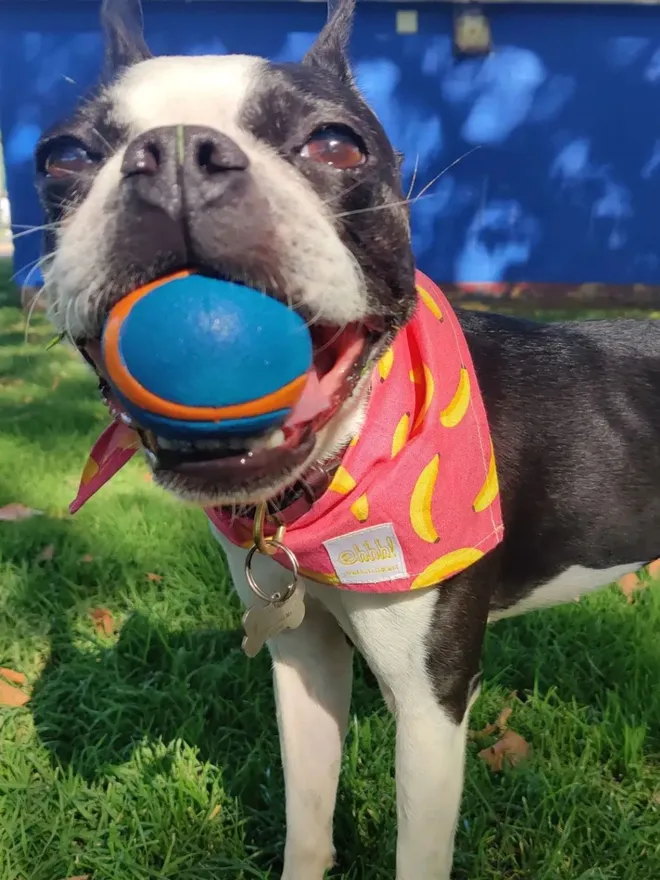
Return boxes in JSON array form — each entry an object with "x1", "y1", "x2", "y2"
[
  {"x1": 300, "y1": 127, "x2": 366, "y2": 169},
  {"x1": 43, "y1": 141, "x2": 96, "y2": 178}
]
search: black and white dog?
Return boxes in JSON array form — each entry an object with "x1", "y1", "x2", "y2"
[{"x1": 35, "y1": 0, "x2": 660, "y2": 876}]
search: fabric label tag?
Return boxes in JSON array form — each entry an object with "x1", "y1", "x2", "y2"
[{"x1": 324, "y1": 523, "x2": 408, "y2": 585}]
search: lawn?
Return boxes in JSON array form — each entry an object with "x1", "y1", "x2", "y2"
[{"x1": 0, "y1": 259, "x2": 659, "y2": 880}]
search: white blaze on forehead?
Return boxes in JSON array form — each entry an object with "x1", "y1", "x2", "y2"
[{"x1": 108, "y1": 54, "x2": 264, "y2": 136}]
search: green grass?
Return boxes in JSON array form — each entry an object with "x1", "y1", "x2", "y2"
[{"x1": 0, "y1": 260, "x2": 659, "y2": 879}]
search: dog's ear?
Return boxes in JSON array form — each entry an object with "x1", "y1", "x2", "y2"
[
  {"x1": 303, "y1": 0, "x2": 356, "y2": 84},
  {"x1": 101, "y1": 0, "x2": 152, "y2": 77}
]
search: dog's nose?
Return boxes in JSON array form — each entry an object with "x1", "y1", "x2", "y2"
[{"x1": 121, "y1": 125, "x2": 250, "y2": 219}]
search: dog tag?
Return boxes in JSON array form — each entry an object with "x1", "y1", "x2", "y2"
[{"x1": 241, "y1": 580, "x2": 306, "y2": 658}]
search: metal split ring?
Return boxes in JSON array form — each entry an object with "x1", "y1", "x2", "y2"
[{"x1": 245, "y1": 540, "x2": 299, "y2": 604}]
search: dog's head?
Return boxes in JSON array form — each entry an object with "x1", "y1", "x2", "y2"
[{"x1": 36, "y1": 0, "x2": 417, "y2": 506}]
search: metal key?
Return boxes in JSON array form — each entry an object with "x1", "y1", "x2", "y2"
[
  {"x1": 241, "y1": 535, "x2": 306, "y2": 657},
  {"x1": 241, "y1": 580, "x2": 306, "y2": 657}
]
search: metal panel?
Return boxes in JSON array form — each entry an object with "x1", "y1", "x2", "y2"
[{"x1": 2, "y1": 0, "x2": 660, "y2": 292}]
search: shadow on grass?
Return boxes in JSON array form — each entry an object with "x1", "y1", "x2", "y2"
[
  {"x1": 26, "y1": 586, "x2": 660, "y2": 780},
  {"x1": 485, "y1": 588, "x2": 660, "y2": 743},
  {"x1": 1, "y1": 372, "x2": 101, "y2": 442}
]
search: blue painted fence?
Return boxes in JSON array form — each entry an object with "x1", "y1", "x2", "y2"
[{"x1": 1, "y1": 1, "x2": 660, "y2": 290}]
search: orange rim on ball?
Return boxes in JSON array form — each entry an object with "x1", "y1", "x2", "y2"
[{"x1": 103, "y1": 270, "x2": 308, "y2": 422}]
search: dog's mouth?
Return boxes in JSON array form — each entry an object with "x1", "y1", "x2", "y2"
[{"x1": 79, "y1": 281, "x2": 380, "y2": 502}]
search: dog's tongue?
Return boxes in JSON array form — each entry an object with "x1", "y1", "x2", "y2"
[
  {"x1": 70, "y1": 421, "x2": 140, "y2": 514},
  {"x1": 284, "y1": 369, "x2": 330, "y2": 426}
]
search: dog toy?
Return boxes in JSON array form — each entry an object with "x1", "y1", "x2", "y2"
[{"x1": 101, "y1": 272, "x2": 313, "y2": 438}]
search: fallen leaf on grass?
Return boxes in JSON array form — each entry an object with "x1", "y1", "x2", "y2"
[
  {"x1": 143, "y1": 472, "x2": 153, "y2": 482},
  {"x1": 647, "y1": 559, "x2": 660, "y2": 581},
  {"x1": 0, "y1": 503, "x2": 43, "y2": 521},
  {"x1": 89, "y1": 607, "x2": 114, "y2": 637},
  {"x1": 478, "y1": 729, "x2": 531, "y2": 772},
  {"x1": 494, "y1": 705, "x2": 512, "y2": 729},
  {"x1": 618, "y1": 572, "x2": 648, "y2": 604},
  {"x1": 62, "y1": 875, "x2": 91, "y2": 880},
  {"x1": 80, "y1": 554, "x2": 94, "y2": 564},
  {"x1": 0, "y1": 680, "x2": 30, "y2": 707},
  {"x1": 0, "y1": 667, "x2": 27, "y2": 686},
  {"x1": 146, "y1": 572, "x2": 163, "y2": 582},
  {"x1": 208, "y1": 804, "x2": 221, "y2": 821},
  {"x1": 23, "y1": 396, "x2": 34, "y2": 404},
  {"x1": 470, "y1": 704, "x2": 514, "y2": 740},
  {"x1": 36, "y1": 544, "x2": 55, "y2": 563},
  {"x1": 51, "y1": 375, "x2": 61, "y2": 391}
]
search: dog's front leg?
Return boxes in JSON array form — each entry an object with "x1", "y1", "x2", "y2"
[
  {"x1": 342, "y1": 581, "x2": 487, "y2": 880},
  {"x1": 270, "y1": 603, "x2": 353, "y2": 879},
  {"x1": 215, "y1": 535, "x2": 353, "y2": 879}
]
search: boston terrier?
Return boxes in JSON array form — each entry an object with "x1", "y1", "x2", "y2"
[{"x1": 35, "y1": 1, "x2": 660, "y2": 876}]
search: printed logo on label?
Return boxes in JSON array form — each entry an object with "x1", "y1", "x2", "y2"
[{"x1": 324, "y1": 523, "x2": 408, "y2": 585}]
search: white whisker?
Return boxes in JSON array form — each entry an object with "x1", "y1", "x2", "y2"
[
  {"x1": 12, "y1": 256, "x2": 42, "y2": 284},
  {"x1": 406, "y1": 153, "x2": 420, "y2": 200},
  {"x1": 334, "y1": 147, "x2": 481, "y2": 221},
  {"x1": 92, "y1": 126, "x2": 114, "y2": 153},
  {"x1": 322, "y1": 177, "x2": 365, "y2": 208},
  {"x1": 414, "y1": 147, "x2": 481, "y2": 202},
  {"x1": 11, "y1": 222, "x2": 61, "y2": 241},
  {"x1": 22, "y1": 259, "x2": 50, "y2": 341}
]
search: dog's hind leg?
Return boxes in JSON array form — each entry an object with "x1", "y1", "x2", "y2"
[
  {"x1": 341, "y1": 578, "x2": 487, "y2": 880},
  {"x1": 215, "y1": 535, "x2": 353, "y2": 880}
]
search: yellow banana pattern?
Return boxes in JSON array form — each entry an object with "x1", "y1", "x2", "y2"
[
  {"x1": 473, "y1": 445, "x2": 499, "y2": 512},
  {"x1": 81, "y1": 456, "x2": 100, "y2": 485},
  {"x1": 378, "y1": 347, "x2": 394, "y2": 382},
  {"x1": 329, "y1": 465, "x2": 357, "y2": 495},
  {"x1": 409, "y1": 364, "x2": 424, "y2": 384},
  {"x1": 391, "y1": 413, "x2": 410, "y2": 458},
  {"x1": 440, "y1": 367, "x2": 470, "y2": 428},
  {"x1": 299, "y1": 566, "x2": 341, "y2": 586},
  {"x1": 416, "y1": 284, "x2": 443, "y2": 321},
  {"x1": 410, "y1": 454, "x2": 441, "y2": 543},
  {"x1": 411, "y1": 547, "x2": 485, "y2": 590},
  {"x1": 412, "y1": 363, "x2": 434, "y2": 431},
  {"x1": 350, "y1": 493, "x2": 369, "y2": 523}
]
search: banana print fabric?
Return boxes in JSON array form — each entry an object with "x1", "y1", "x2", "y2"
[
  {"x1": 70, "y1": 273, "x2": 504, "y2": 591},
  {"x1": 208, "y1": 272, "x2": 504, "y2": 592}
]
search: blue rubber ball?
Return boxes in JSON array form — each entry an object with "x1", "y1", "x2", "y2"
[{"x1": 102, "y1": 274, "x2": 313, "y2": 439}]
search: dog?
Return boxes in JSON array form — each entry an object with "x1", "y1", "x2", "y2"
[{"x1": 35, "y1": 0, "x2": 660, "y2": 876}]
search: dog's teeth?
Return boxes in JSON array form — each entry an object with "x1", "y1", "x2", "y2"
[
  {"x1": 194, "y1": 438, "x2": 223, "y2": 450},
  {"x1": 144, "y1": 449, "x2": 157, "y2": 466},
  {"x1": 151, "y1": 431, "x2": 284, "y2": 455},
  {"x1": 119, "y1": 412, "x2": 135, "y2": 427},
  {"x1": 247, "y1": 428, "x2": 286, "y2": 452},
  {"x1": 157, "y1": 436, "x2": 194, "y2": 451},
  {"x1": 264, "y1": 429, "x2": 286, "y2": 449}
]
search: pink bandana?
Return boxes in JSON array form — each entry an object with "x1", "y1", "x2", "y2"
[{"x1": 71, "y1": 272, "x2": 504, "y2": 592}]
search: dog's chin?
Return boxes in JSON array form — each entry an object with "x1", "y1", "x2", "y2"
[
  {"x1": 79, "y1": 273, "x2": 383, "y2": 508},
  {"x1": 149, "y1": 385, "x2": 369, "y2": 508}
]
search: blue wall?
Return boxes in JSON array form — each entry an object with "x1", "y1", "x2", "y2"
[{"x1": 2, "y1": 1, "x2": 660, "y2": 288}]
